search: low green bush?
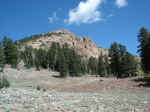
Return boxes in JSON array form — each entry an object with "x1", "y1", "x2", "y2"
[
  {"x1": 0, "y1": 76, "x2": 10, "y2": 89},
  {"x1": 43, "y1": 88, "x2": 46, "y2": 92},
  {"x1": 140, "y1": 72, "x2": 150, "y2": 78},
  {"x1": 36, "y1": 85, "x2": 41, "y2": 91}
]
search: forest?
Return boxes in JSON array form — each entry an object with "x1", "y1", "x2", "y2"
[{"x1": 1, "y1": 28, "x2": 149, "y2": 79}]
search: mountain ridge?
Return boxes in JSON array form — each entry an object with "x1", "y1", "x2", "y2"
[{"x1": 19, "y1": 29, "x2": 109, "y2": 59}]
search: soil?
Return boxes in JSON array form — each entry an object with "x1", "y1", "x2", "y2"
[{"x1": 0, "y1": 68, "x2": 150, "y2": 112}]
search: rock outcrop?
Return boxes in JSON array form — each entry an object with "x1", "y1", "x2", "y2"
[{"x1": 23, "y1": 30, "x2": 109, "y2": 59}]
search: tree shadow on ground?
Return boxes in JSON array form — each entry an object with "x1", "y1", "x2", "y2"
[
  {"x1": 132, "y1": 77, "x2": 150, "y2": 88},
  {"x1": 52, "y1": 75, "x2": 64, "y2": 78}
]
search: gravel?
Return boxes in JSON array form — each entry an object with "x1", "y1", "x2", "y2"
[
  {"x1": 0, "y1": 67, "x2": 150, "y2": 112},
  {"x1": 0, "y1": 88, "x2": 150, "y2": 112}
]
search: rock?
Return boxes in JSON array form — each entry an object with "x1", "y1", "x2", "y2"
[
  {"x1": 0, "y1": 88, "x2": 149, "y2": 112},
  {"x1": 22, "y1": 29, "x2": 109, "y2": 59}
]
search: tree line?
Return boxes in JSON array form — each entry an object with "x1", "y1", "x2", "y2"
[{"x1": 0, "y1": 36, "x2": 140, "y2": 78}]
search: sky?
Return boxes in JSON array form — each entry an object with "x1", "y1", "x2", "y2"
[{"x1": 0, "y1": 0, "x2": 150, "y2": 55}]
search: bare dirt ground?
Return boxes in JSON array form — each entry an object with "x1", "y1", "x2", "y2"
[
  {"x1": 4, "y1": 68, "x2": 150, "y2": 93},
  {"x1": 0, "y1": 68, "x2": 150, "y2": 112}
]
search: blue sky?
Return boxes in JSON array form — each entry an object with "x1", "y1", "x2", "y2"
[{"x1": 0, "y1": 0, "x2": 150, "y2": 55}]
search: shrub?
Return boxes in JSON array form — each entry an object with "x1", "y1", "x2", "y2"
[
  {"x1": 43, "y1": 88, "x2": 46, "y2": 92},
  {"x1": 36, "y1": 85, "x2": 41, "y2": 91},
  {"x1": 141, "y1": 72, "x2": 150, "y2": 78},
  {"x1": 0, "y1": 76, "x2": 10, "y2": 89}
]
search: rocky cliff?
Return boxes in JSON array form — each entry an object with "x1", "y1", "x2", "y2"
[{"x1": 21, "y1": 30, "x2": 109, "y2": 59}]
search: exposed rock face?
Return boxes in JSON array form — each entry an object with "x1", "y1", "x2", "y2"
[{"x1": 25, "y1": 30, "x2": 109, "y2": 59}]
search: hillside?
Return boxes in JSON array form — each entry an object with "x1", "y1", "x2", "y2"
[{"x1": 19, "y1": 30, "x2": 109, "y2": 59}]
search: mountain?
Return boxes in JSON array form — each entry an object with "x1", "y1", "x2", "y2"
[{"x1": 19, "y1": 29, "x2": 109, "y2": 59}]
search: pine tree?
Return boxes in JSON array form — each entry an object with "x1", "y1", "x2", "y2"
[
  {"x1": 109, "y1": 42, "x2": 127, "y2": 78},
  {"x1": 97, "y1": 56, "x2": 106, "y2": 77},
  {"x1": 80, "y1": 61, "x2": 88, "y2": 75},
  {"x1": 109, "y1": 42, "x2": 120, "y2": 77},
  {"x1": 104, "y1": 55, "x2": 111, "y2": 77},
  {"x1": 137, "y1": 27, "x2": 150, "y2": 73},
  {"x1": 2, "y1": 37, "x2": 18, "y2": 68},
  {"x1": 47, "y1": 42, "x2": 58, "y2": 70},
  {"x1": 59, "y1": 52, "x2": 68, "y2": 78},
  {"x1": 0, "y1": 45, "x2": 5, "y2": 72},
  {"x1": 110, "y1": 42, "x2": 138, "y2": 78},
  {"x1": 88, "y1": 57, "x2": 98, "y2": 75},
  {"x1": 68, "y1": 49, "x2": 82, "y2": 76},
  {"x1": 120, "y1": 52, "x2": 137, "y2": 77},
  {"x1": 34, "y1": 49, "x2": 40, "y2": 71},
  {"x1": 21, "y1": 46, "x2": 34, "y2": 68},
  {"x1": 117, "y1": 44, "x2": 127, "y2": 78},
  {"x1": 35, "y1": 48, "x2": 48, "y2": 69}
]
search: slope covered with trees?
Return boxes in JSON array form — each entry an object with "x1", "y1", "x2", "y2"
[{"x1": 0, "y1": 32, "x2": 139, "y2": 78}]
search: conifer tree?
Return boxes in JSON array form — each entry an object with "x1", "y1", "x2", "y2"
[
  {"x1": 120, "y1": 52, "x2": 137, "y2": 77},
  {"x1": 68, "y1": 49, "x2": 82, "y2": 76},
  {"x1": 104, "y1": 55, "x2": 111, "y2": 76},
  {"x1": 0, "y1": 44, "x2": 5, "y2": 72},
  {"x1": 97, "y1": 56, "x2": 106, "y2": 77},
  {"x1": 35, "y1": 48, "x2": 48, "y2": 69},
  {"x1": 21, "y1": 46, "x2": 34, "y2": 68},
  {"x1": 88, "y1": 57, "x2": 98, "y2": 75},
  {"x1": 137, "y1": 27, "x2": 150, "y2": 73},
  {"x1": 80, "y1": 61, "x2": 87, "y2": 75},
  {"x1": 59, "y1": 50, "x2": 68, "y2": 77},
  {"x1": 109, "y1": 42, "x2": 120, "y2": 77},
  {"x1": 110, "y1": 42, "x2": 138, "y2": 78},
  {"x1": 2, "y1": 37, "x2": 18, "y2": 68},
  {"x1": 47, "y1": 42, "x2": 58, "y2": 70},
  {"x1": 34, "y1": 49, "x2": 40, "y2": 71}
]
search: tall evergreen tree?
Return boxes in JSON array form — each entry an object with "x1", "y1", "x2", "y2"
[
  {"x1": 68, "y1": 49, "x2": 82, "y2": 76},
  {"x1": 137, "y1": 27, "x2": 150, "y2": 73},
  {"x1": 34, "y1": 49, "x2": 40, "y2": 71},
  {"x1": 109, "y1": 42, "x2": 120, "y2": 77},
  {"x1": 59, "y1": 52, "x2": 68, "y2": 77},
  {"x1": 104, "y1": 55, "x2": 111, "y2": 76},
  {"x1": 109, "y1": 42, "x2": 136, "y2": 78},
  {"x1": 97, "y1": 56, "x2": 106, "y2": 77},
  {"x1": 80, "y1": 61, "x2": 88, "y2": 75},
  {"x1": 0, "y1": 43, "x2": 5, "y2": 72},
  {"x1": 47, "y1": 42, "x2": 58, "y2": 70},
  {"x1": 120, "y1": 52, "x2": 137, "y2": 77},
  {"x1": 35, "y1": 48, "x2": 48, "y2": 69},
  {"x1": 88, "y1": 57, "x2": 98, "y2": 75},
  {"x1": 21, "y1": 46, "x2": 34, "y2": 68},
  {"x1": 2, "y1": 37, "x2": 18, "y2": 68}
]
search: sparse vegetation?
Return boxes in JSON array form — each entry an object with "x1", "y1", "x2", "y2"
[
  {"x1": 0, "y1": 76, "x2": 10, "y2": 89},
  {"x1": 43, "y1": 88, "x2": 46, "y2": 92},
  {"x1": 18, "y1": 31, "x2": 65, "y2": 44},
  {"x1": 36, "y1": 85, "x2": 41, "y2": 91}
]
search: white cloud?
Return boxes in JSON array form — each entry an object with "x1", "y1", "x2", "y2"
[
  {"x1": 65, "y1": 0, "x2": 104, "y2": 25},
  {"x1": 115, "y1": 0, "x2": 128, "y2": 8},
  {"x1": 48, "y1": 12, "x2": 58, "y2": 23}
]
